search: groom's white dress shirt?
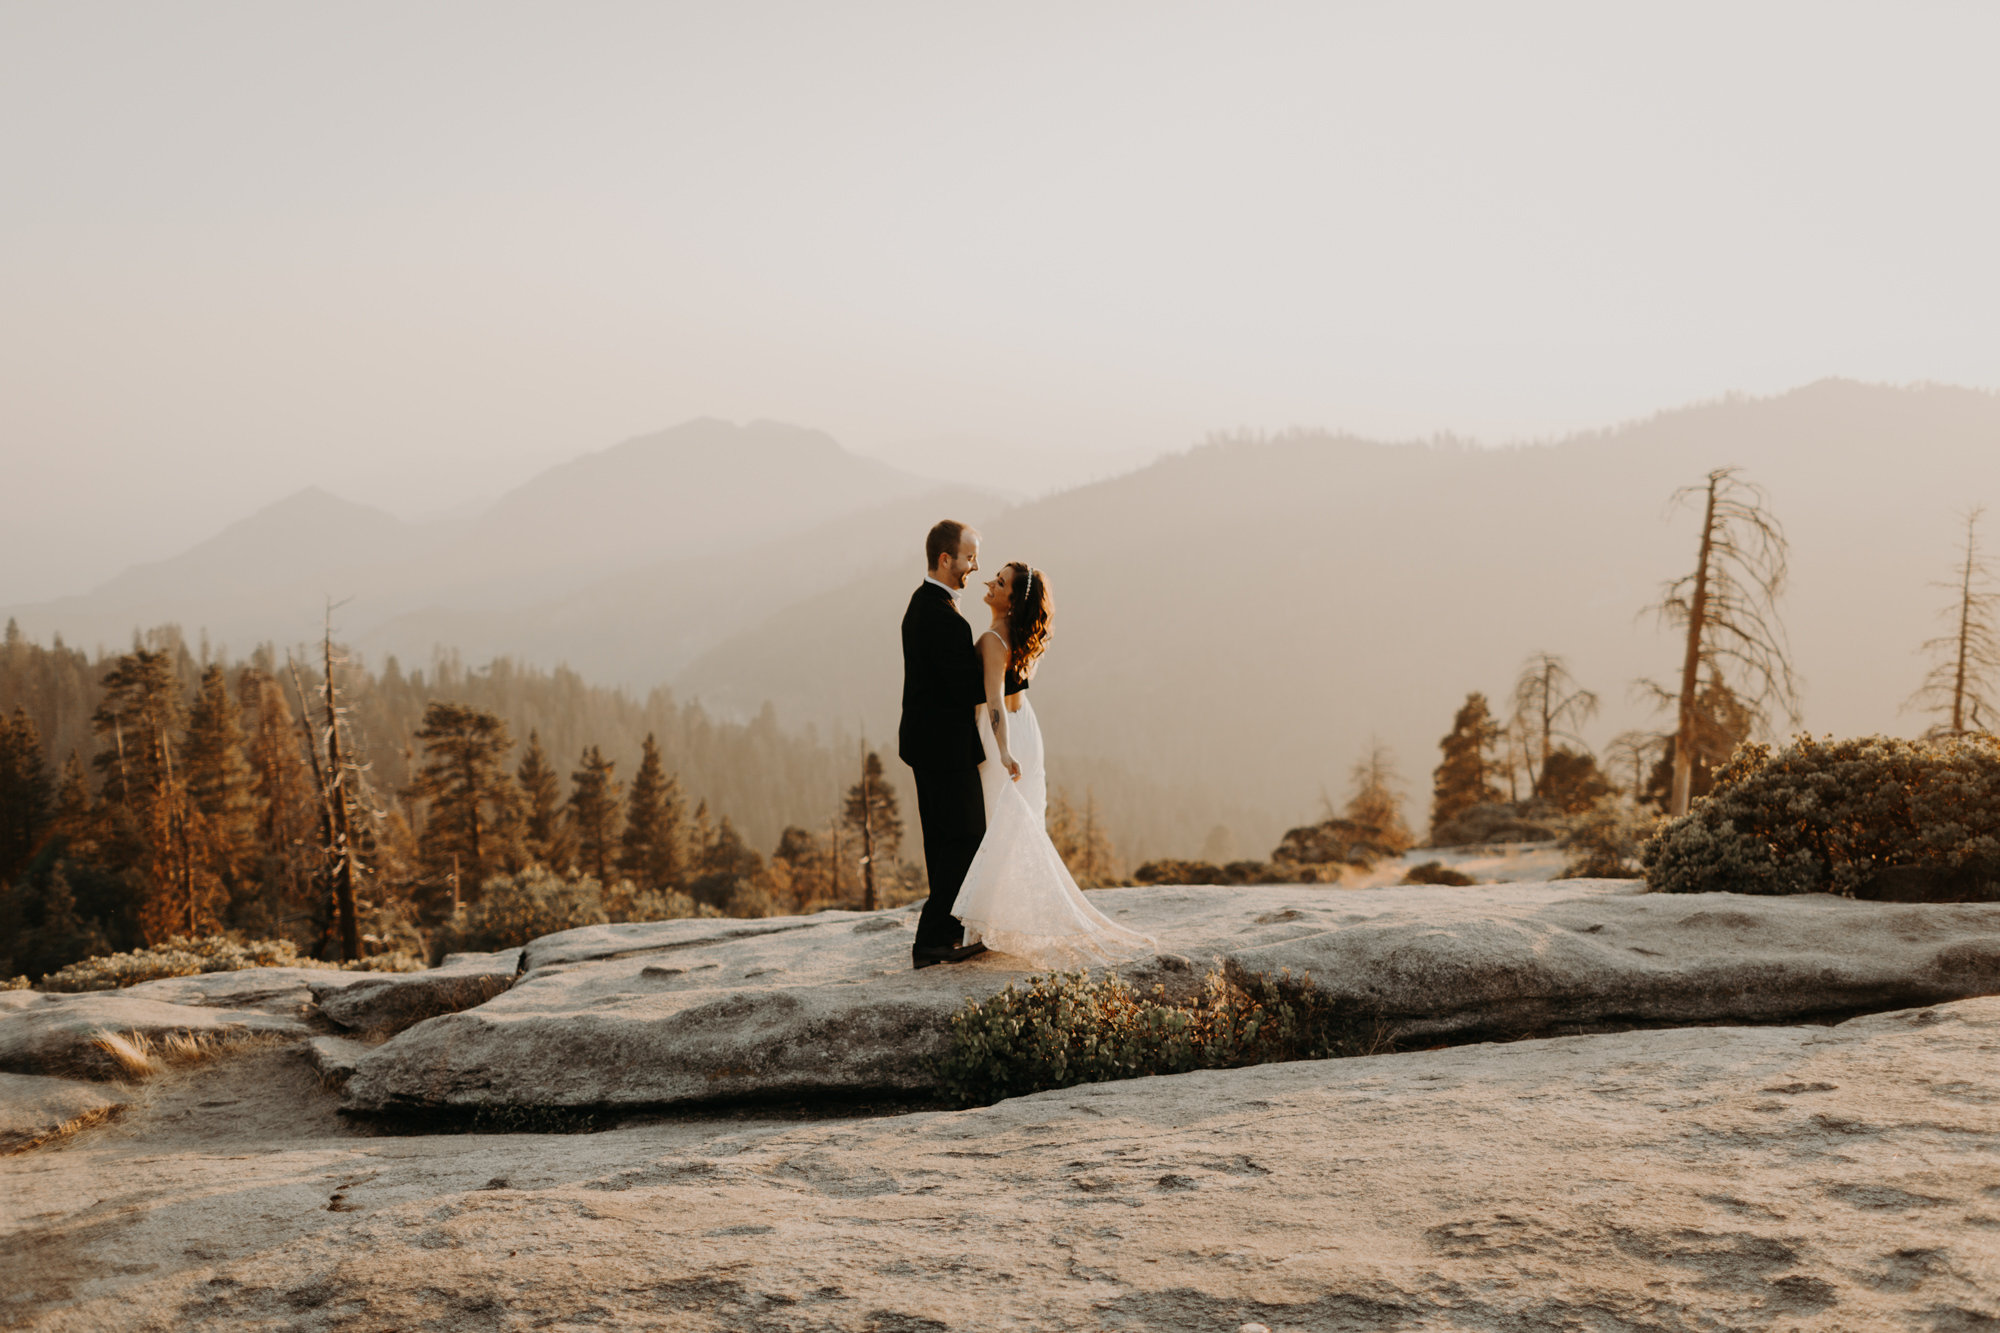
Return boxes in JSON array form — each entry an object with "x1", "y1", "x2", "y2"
[{"x1": 923, "y1": 575, "x2": 963, "y2": 608}]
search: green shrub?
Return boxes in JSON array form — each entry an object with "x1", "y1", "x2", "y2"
[
  {"x1": 1428, "y1": 801, "x2": 1565, "y2": 847},
  {"x1": 435, "y1": 866, "x2": 723, "y2": 956},
  {"x1": 1642, "y1": 734, "x2": 2000, "y2": 896},
  {"x1": 1402, "y1": 860, "x2": 1475, "y2": 886},
  {"x1": 928, "y1": 966, "x2": 1365, "y2": 1108},
  {"x1": 36, "y1": 935, "x2": 423, "y2": 992},
  {"x1": 1132, "y1": 859, "x2": 1296, "y2": 886},
  {"x1": 1561, "y1": 797, "x2": 1658, "y2": 878}
]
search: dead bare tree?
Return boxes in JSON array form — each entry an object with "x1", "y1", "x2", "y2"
[
  {"x1": 1906, "y1": 506, "x2": 2000, "y2": 737},
  {"x1": 1641, "y1": 467, "x2": 1802, "y2": 817},
  {"x1": 288, "y1": 601, "x2": 363, "y2": 962},
  {"x1": 1605, "y1": 730, "x2": 1666, "y2": 799},
  {"x1": 1509, "y1": 652, "x2": 1600, "y2": 797}
]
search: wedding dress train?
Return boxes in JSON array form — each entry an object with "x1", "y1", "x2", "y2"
[{"x1": 951, "y1": 693, "x2": 1156, "y2": 969}]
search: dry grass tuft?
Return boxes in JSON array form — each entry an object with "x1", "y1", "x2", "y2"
[
  {"x1": 88, "y1": 1030, "x2": 164, "y2": 1080},
  {"x1": 82, "y1": 1027, "x2": 282, "y2": 1081},
  {"x1": 1, "y1": 1104, "x2": 124, "y2": 1156}
]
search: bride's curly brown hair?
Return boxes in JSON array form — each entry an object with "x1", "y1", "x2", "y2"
[{"x1": 1005, "y1": 562, "x2": 1053, "y2": 677}]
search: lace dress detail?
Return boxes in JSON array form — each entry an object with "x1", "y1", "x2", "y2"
[{"x1": 952, "y1": 637, "x2": 1156, "y2": 969}]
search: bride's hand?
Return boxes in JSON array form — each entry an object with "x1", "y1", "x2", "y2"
[{"x1": 1003, "y1": 755, "x2": 1021, "y2": 782}]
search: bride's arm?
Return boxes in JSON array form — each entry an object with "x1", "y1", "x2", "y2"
[{"x1": 979, "y1": 633, "x2": 1021, "y2": 782}]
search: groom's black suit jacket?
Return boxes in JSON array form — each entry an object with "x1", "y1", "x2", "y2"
[{"x1": 898, "y1": 582, "x2": 986, "y2": 771}]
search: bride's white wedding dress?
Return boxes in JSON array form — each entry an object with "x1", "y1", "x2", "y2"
[{"x1": 951, "y1": 655, "x2": 1157, "y2": 969}]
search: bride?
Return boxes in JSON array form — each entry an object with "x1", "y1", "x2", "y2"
[{"x1": 951, "y1": 561, "x2": 1156, "y2": 968}]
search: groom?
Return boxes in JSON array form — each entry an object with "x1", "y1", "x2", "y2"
[{"x1": 901, "y1": 519, "x2": 991, "y2": 969}]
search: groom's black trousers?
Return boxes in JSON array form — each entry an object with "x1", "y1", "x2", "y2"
[{"x1": 911, "y1": 763, "x2": 987, "y2": 952}]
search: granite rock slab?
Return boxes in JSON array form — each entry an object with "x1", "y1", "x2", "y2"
[
  {"x1": 7, "y1": 997, "x2": 1997, "y2": 1330},
  {"x1": 306, "y1": 949, "x2": 518, "y2": 1036},
  {"x1": 343, "y1": 882, "x2": 2000, "y2": 1114},
  {"x1": 0, "y1": 991, "x2": 310, "y2": 1079}
]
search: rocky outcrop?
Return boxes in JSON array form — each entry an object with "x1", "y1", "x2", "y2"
[
  {"x1": 0, "y1": 956, "x2": 519, "y2": 1080},
  {"x1": 306, "y1": 950, "x2": 518, "y2": 1036},
  {"x1": 296, "y1": 1035, "x2": 372, "y2": 1086},
  {"x1": 0, "y1": 991, "x2": 313, "y2": 1079},
  {"x1": 342, "y1": 882, "x2": 2000, "y2": 1114},
  {"x1": 5, "y1": 998, "x2": 1995, "y2": 1330}
]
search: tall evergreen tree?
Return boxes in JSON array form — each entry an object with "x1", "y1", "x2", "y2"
[
  {"x1": 618, "y1": 733, "x2": 684, "y2": 891},
  {"x1": 1345, "y1": 742, "x2": 1414, "y2": 857},
  {"x1": 1048, "y1": 787, "x2": 1117, "y2": 889},
  {"x1": 239, "y1": 668, "x2": 317, "y2": 924},
  {"x1": 182, "y1": 664, "x2": 258, "y2": 890},
  {"x1": 566, "y1": 745, "x2": 621, "y2": 884},
  {"x1": 90, "y1": 648, "x2": 182, "y2": 811},
  {"x1": 1431, "y1": 692, "x2": 1504, "y2": 835},
  {"x1": 517, "y1": 730, "x2": 575, "y2": 871},
  {"x1": 405, "y1": 702, "x2": 520, "y2": 901},
  {"x1": 842, "y1": 750, "x2": 902, "y2": 910},
  {"x1": 0, "y1": 707, "x2": 52, "y2": 886},
  {"x1": 45, "y1": 753, "x2": 99, "y2": 860},
  {"x1": 688, "y1": 815, "x2": 762, "y2": 910}
]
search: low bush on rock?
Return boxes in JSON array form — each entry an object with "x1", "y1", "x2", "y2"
[
  {"x1": 1429, "y1": 801, "x2": 1566, "y2": 848},
  {"x1": 1132, "y1": 859, "x2": 1296, "y2": 886},
  {"x1": 35, "y1": 935, "x2": 423, "y2": 992},
  {"x1": 1401, "y1": 861, "x2": 1475, "y2": 886},
  {"x1": 929, "y1": 966, "x2": 1368, "y2": 1107},
  {"x1": 1561, "y1": 797, "x2": 1657, "y2": 878},
  {"x1": 1642, "y1": 734, "x2": 2000, "y2": 897},
  {"x1": 433, "y1": 866, "x2": 723, "y2": 957}
]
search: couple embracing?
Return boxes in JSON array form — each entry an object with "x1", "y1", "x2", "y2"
[{"x1": 899, "y1": 519, "x2": 1155, "y2": 971}]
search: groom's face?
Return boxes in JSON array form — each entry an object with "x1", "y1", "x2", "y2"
[{"x1": 938, "y1": 531, "x2": 980, "y2": 590}]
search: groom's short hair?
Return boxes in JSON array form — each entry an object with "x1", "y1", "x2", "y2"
[{"x1": 925, "y1": 519, "x2": 969, "y2": 570}]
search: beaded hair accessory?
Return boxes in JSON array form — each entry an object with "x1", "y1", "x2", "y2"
[{"x1": 1021, "y1": 568, "x2": 1033, "y2": 602}]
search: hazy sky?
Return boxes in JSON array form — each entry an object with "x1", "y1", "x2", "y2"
[{"x1": 5, "y1": 2, "x2": 1997, "y2": 604}]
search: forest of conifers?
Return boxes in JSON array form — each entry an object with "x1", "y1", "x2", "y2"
[{"x1": 0, "y1": 620, "x2": 911, "y2": 980}]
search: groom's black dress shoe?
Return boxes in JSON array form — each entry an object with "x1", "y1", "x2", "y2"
[{"x1": 912, "y1": 942, "x2": 989, "y2": 970}]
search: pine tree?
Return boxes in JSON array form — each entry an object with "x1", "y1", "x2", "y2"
[
  {"x1": 619, "y1": 733, "x2": 685, "y2": 891},
  {"x1": 688, "y1": 815, "x2": 762, "y2": 910},
  {"x1": 771, "y1": 824, "x2": 828, "y2": 910},
  {"x1": 1345, "y1": 742, "x2": 1414, "y2": 857},
  {"x1": 90, "y1": 648, "x2": 182, "y2": 811},
  {"x1": 566, "y1": 745, "x2": 621, "y2": 884},
  {"x1": 1537, "y1": 747, "x2": 1613, "y2": 815},
  {"x1": 46, "y1": 753, "x2": 99, "y2": 858},
  {"x1": 182, "y1": 664, "x2": 258, "y2": 891},
  {"x1": 240, "y1": 668, "x2": 317, "y2": 924},
  {"x1": 517, "y1": 730, "x2": 575, "y2": 871},
  {"x1": 0, "y1": 707, "x2": 53, "y2": 886},
  {"x1": 405, "y1": 702, "x2": 521, "y2": 902},
  {"x1": 1047, "y1": 787, "x2": 1119, "y2": 888},
  {"x1": 1431, "y1": 692, "x2": 1504, "y2": 835},
  {"x1": 842, "y1": 750, "x2": 902, "y2": 910}
]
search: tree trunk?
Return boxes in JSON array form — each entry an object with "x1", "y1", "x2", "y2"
[
  {"x1": 324, "y1": 635, "x2": 360, "y2": 964},
  {"x1": 288, "y1": 662, "x2": 339, "y2": 960},
  {"x1": 858, "y1": 750, "x2": 877, "y2": 913},
  {"x1": 1953, "y1": 526, "x2": 1974, "y2": 734},
  {"x1": 1671, "y1": 476, "x2": 1720, "y2": 817}
]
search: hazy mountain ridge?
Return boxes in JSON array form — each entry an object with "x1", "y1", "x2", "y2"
[
  {"x1": 5, "y1": 419, "x2": 982, "y2": 663},
  {"x1": 679, "y1": 380, "x2": 2000, "y2": 857},
  {"x1": 12, "y1": 381, "x2": 2000, "y2": 863}
]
